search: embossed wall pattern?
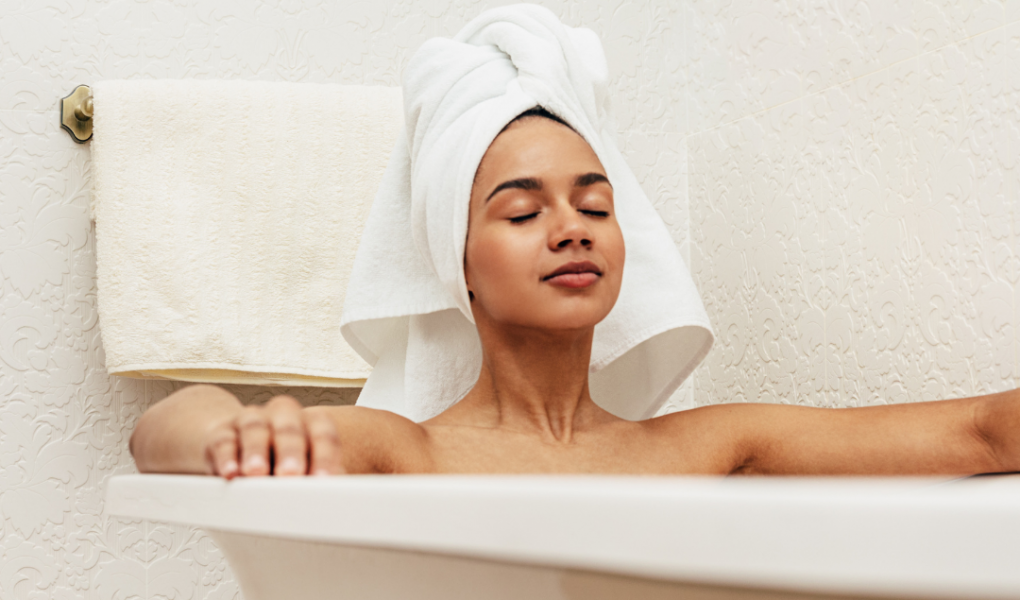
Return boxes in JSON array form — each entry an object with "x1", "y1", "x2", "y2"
[
  {"x1": 688, "y1": 3, "x2": 1020, "y2": 408},
  {"x1": 1, "y1": 1, "x2": 1017, "y2": 598}
]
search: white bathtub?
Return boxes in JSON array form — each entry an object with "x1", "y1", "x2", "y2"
[{"x1": 105, "y1": 474, "x2": 1020, "y2": 600}]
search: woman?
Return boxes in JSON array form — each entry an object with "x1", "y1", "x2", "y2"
[
  {"x1": 130, "y1": 5, "x2": 1020, "y2": 479},
  {"x1": 130, "y1": 107, "x2": 1020, "y2": 479}
]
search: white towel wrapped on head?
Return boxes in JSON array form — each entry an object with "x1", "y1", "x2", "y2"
[
  {"x1": 91, "y1": 80, "x2": 403, "y2": 387},
  {"x1": 341, "y1": 4, "x2": 714, "y2": 421}
]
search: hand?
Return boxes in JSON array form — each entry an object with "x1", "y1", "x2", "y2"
[{"x1": 204, "y1": 394, "x2": 345, "y2": 478}]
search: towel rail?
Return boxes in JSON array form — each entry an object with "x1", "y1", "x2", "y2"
[{"x1": 61, "y1": 85, "x2": 93, "y2": 143}]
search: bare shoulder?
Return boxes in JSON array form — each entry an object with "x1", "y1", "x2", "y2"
[
  {"x1": 648, "y1": 401, "x2": 795, "y2": 436},
  {"x1": 648, "y1": 398, "x2": 1001, "y2": 476},
  {"x1": 303, "y1": 405, "x2": 432, "y2": 474},
  {"x1": 643, "y1": 403, "x2": 814, "y2": 474}
]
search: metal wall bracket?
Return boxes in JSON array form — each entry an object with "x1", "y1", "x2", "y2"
[{"x1": 61, "y1": 85, "x2": 93, "y2": 143}]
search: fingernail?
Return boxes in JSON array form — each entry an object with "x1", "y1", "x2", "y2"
[
  {"x1": 246, "y1": 455, "x2": 267, "y2": 472},
  {"x1": 278, "y1": 457, "x2": 302, "y2": 474},
  {"x1": 221, "y1": 460, "x2": 238, "y2": 476},
  {"x1": 314, "y1": 468, "x2": 331, "y2": 476}
]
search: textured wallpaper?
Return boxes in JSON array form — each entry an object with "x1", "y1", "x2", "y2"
[
  {"x1": 1, "y1": 0, "x2": 1017, "y2": 598},
  {"x1": 688, "y1": 3, "x2": 1020, "y2": 408}
]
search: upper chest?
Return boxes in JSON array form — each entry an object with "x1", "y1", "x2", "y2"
[{"x1": 402, "y1": 422, "x2": 731, "y2": 475}]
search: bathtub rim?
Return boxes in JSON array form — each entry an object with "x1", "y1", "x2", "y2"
[{"x1": 105, "y1": 473, "x2": 1020, "y2": 599}]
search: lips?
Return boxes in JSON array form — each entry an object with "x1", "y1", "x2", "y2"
[{"x1": 542, "y1": 260, "x2": 602, "y2": 288}]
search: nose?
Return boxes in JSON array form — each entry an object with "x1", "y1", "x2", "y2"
[{"x1": 548, "y1": 202, "x2": 593, "y2": 251}]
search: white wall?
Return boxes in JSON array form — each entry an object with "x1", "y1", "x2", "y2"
[
  {"x1": 687, "y1": 3, "x2": 1020, "y2": 408},
  {"x1": 3, "y1": 0, "x2": 1018, "y2": 597},
  {"x1": 0, "y1": 1, "x2": 686, "y2": 598}
]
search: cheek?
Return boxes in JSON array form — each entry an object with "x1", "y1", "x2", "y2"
[
  {"x1": 601, "y1": 221, "x2": 626, "y2": 291},
  {"x1": 465, "y1": 226, "x2": 541, "y2": 301},
  {"x1": 606, "y1": 222, "x2": 625, "y2": 268}
]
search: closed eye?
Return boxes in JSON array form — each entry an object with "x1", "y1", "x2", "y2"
[
  {"x1": 509, "y1": 212, "x2": 539, "y2": 223},
  {"x1": 580, "y1": 210, "x2": 609, "y2": 217}
]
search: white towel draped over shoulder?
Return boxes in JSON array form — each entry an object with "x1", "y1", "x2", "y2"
[{"x1": 341, "y1": 4, "x2": 713, "y2": 421}]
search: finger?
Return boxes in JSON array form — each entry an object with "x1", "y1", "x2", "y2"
[
  {"x1": 304, "y1": 411, "x2": 345, "y2": 475},
  {"x1": 237, "y1": 406, "x2": 271, "y2": 476},
  {"x1": 206, "y1": 424, "x2": 240, "y2": 479},
  {"x1": 265, "y1": 393, "x2": 302, "y2": 412},
  {"x1": 265, "y1": 396, "x2": 307, "y2": 476}
]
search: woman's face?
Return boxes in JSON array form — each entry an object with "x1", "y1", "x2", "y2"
[{"x1": 465, "y1": 116, "x2": 625, "y2": 331}]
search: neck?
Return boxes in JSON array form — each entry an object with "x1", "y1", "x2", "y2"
[{"x1": 454, "y1": 322, "x2": 609, "y2": 443}]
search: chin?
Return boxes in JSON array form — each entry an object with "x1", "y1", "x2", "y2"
[
  {"x1": 525, "y1": 304, "x2": 612, "y2": 331},
  {"x1": 480, "y1": 285, "x2": 618, "y2": 331}
]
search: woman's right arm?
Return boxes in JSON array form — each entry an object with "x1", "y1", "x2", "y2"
[{"x1": 129, "y1": 384, "x2": 344, "y2": 478}]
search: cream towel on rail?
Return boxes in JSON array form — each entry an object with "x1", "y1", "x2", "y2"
[{"x1": 90, "y1": 80, "x2": 402, "y2": 386}]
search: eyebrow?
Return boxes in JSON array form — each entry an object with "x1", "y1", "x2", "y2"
[
  {"x1": 485, "y1": 172, "x2": 612, "y2": 203},
  {"x1": 574, "y1": 172, "x2": 611, "y2": 189},
  {"x1": 485, "y1": 177, "x2": 542, "y2": 203}
]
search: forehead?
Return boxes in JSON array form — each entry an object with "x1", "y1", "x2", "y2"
[{"x1": 473, "y1": 117, "x2": 603, "y2": 191}]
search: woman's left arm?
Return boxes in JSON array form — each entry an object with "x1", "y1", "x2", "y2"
[
  {"x1": 726, "y1": 389, "x2": 1020, "y2": 475},
  {"x1": 974, "y1": 390, "x2": 1020, "y2": 473}
]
